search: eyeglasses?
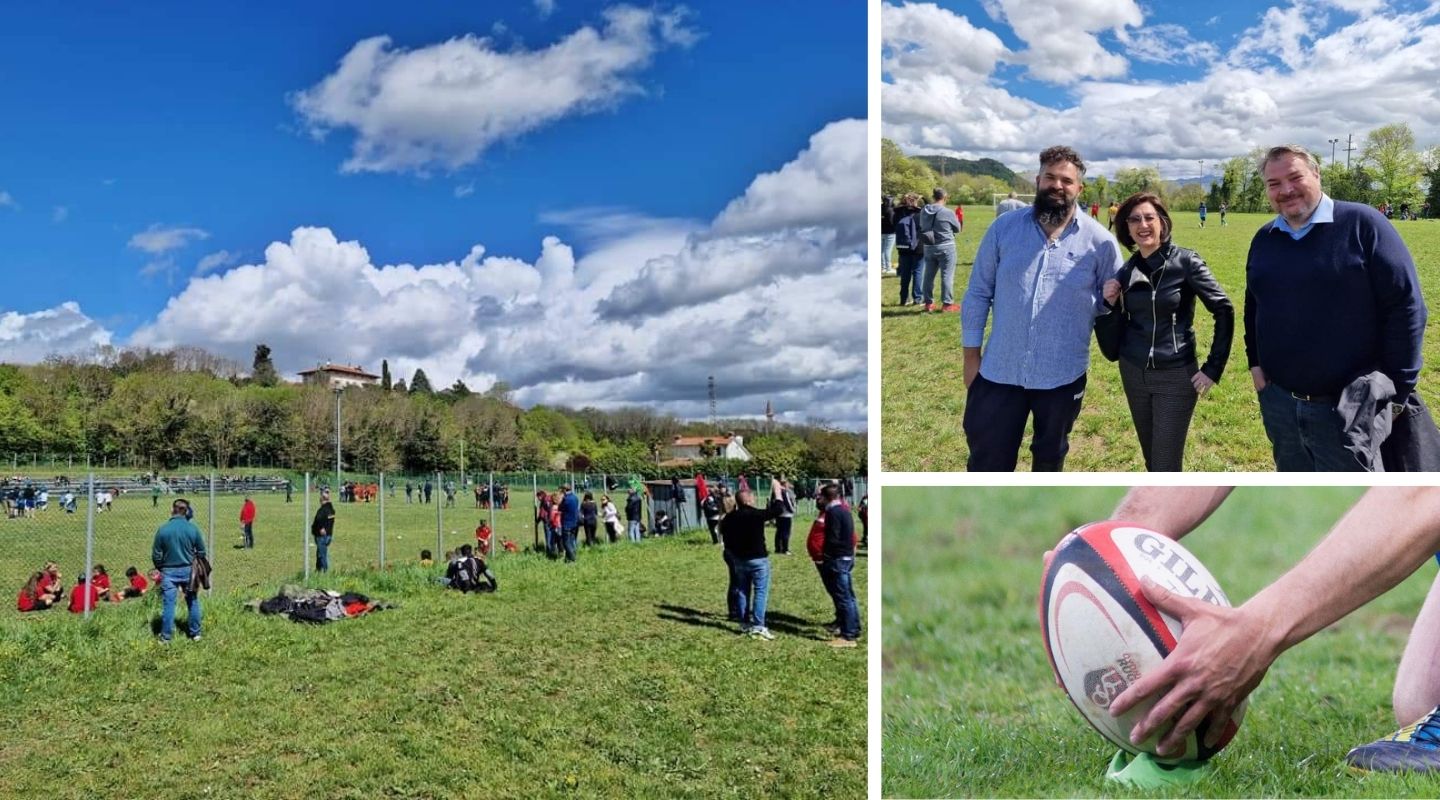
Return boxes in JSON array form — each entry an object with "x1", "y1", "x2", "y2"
[{"x1": 1126, "y1": 214, "x2": 1160, "y2": 225}]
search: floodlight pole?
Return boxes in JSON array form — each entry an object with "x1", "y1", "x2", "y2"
[
  {"x1": 334, "y1": 386, "x2": 342, "y2": 494},
  {"x1": 1329, "y1": 138, "x2": 1340, "y2": 165}
]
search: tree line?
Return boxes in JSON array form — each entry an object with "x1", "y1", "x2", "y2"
[
  {"x1": 883, "y1": 123, "x2": 1440, "y2": 214},
  {"x1": 0, "y1": 345, "x2": 866, "y2": 479}
]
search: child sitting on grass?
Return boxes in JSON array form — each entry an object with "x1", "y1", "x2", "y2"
[
  {"x1": 17, "y1": 572, "x2": 56, "y2": 611},
  {"x1": 92, "y1": 564, "x2": 115, "y2": 603},
  {"x1": 68, "y1": 573, "x2": 101, "y2": 613},
  {"x1": 121, "y1": 566, "x2": 149, "y2": 598},
  {"x1": 420, "y1": 549, "x2": 434, "y2": 567},
  {"x1": 445, "y1": 544, "x2": 497, "y2": 593}
]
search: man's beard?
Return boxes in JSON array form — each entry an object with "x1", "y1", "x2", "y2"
[{"x1": 1034, "y1": 188, "x2": 1073, "y2": 227}]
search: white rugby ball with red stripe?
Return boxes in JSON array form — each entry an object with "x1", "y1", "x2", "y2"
[{"x1": 1040, "y1": 520, "x2": 1246, "y2": 762}]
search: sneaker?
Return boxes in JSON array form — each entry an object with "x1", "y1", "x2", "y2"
[
  {"x1": 941, "y1": 304, "x2": 961, "y2": 312},
  {"x1": 738, "y1": 625, "x2": 753, "y2": 635},
  {"x1": 750, "y1": 627, "x2": 776, "y2": 641},
  {"x1": 1347, "y1": 705, "x2": 1440, "y2": 772},
  {"x1": 824, "y1": 624, "x2": 841, "y2": 636},
  {"x1": 922, "y1": 303, "x2": 934, "y2": 312},
  {"x1": 827, "y1": 637, "x2": 858, "y2": 649},
  {"x1": 188, "y1": 634, "x2": 202, "y2": 642}
]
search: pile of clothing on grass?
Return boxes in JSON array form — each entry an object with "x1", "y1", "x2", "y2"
[{"x1": 244, "y1": 584, "x2": 393, "y2": 624}]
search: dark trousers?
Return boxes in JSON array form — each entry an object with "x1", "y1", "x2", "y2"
[
  {"x1": 963, "y1": 373, "x2": 1087, "y2": 471},
  {"x1": 242, "y1": 522, "x2": 254, "y2": 549},
  {"x1": 583, "y1": 521, "x2": 597, "y2": 546},
  {"x1": 897, "y1": 247, "x2": 923, "y2": 304},
  {"x1": 774, "y1": 516, "x2": 793, "y2": 553},
  {"x1": 723, "y1": 549, "x2": 742, "y2": 621},
  {"x1": 707, "y1": 518, "x2": 720, "y2": 544},
  {"x1": 1257, "y1": 383, "x2": 1368, "y2": 471},
  {"x1": 821, "y1": 556, "x2": 860, "y2": 640},
  {"x1": 1119, "y1": 359, "x2": 1198, "y2": 472}
]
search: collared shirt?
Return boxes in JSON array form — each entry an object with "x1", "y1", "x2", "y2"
[
  {"x1": 1272, "y1": 194, "x2": 1334, "y2": 240},
  {"x1": 962, "y1": 207, "x2": 1124, "y2": 389}
]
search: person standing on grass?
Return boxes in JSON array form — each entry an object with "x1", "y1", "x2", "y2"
[
  {"x1": 818, "y1": 484, "x2": 860, "y2": 648},
  {"x1": 580, "y1": 492, "x2": 599, "y2": 547},
  {"x1": 602, "y1": 494, "x2": 620, "y2": 543},
  {"x1": 1198, "y1": 200, "x2": 1207, "y2": 228},
  {"x1": 559, "y1": 485, "x2": 580, "y2": 562},
  {"x1": 311, "y1": 488, "x2": 336, "y2": 573},
  {"x1": 773, "y1": 478, "x2": 797, "y2": 555},
  {"x1": 893, "y1": 193, "x2": 924, "y2": 306},
  {"x1": 998, "y1": 192, "x2": 1028, "y2": 216},
  {"x1": 423, "y1": 479, "x2": 433, "y2": 504},
  {"x1": 720, "y1": 489, "x2": 782, "y2": 640},
  {"x1": 1244, "y1": 145, "x2": 1428, "y2": 471},
  {"x1": 1088, "y1": 487, "x2": 1440, "y2": 773},
  {"x1": 880, "y1": 195, "x2": 896, "y2": 276},
  {"x1": 151, "y1": 498, "x2": 206, "y2": 642},
  {"x1": 918, "y1": 187, "x2": 963, "y2": 313},
  {"x1": 961, "y1": 145, "x2": 1124, "y2": 472},
  {"x1": 625, "y1": 487, "x2": 644, "y2": 542},
  {"x1": 284, "y1": 479, "x2": 292, "y2": 503},
  {"x1": 1094, "y1": 192, "x2": 1233, "y2": 472},
  {"x1": 239, "y1": 495, "x2": 257, "y2": 549},
  {"x1": 702, "y1": 488, "x2": 722, "y2": 544}
]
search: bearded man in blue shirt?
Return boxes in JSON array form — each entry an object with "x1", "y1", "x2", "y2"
[{"x1": 961, "y1": 145, "x2": 1124, "y2": 471}]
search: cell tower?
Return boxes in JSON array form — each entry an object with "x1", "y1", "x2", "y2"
[{"x1": 708, "y1": 375, "x2": 718, "y2": 432}]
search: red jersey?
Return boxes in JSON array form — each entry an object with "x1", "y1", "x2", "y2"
[
  {"x1": 129, "y1": 573, "x2": 148, "y2": 593},
  {"x1": 240, "y1": 499, "x2": 257, "y2": 524},
  {"x1": 94, "y1": 573, "x2": 112, "y2": 593},
  {"x1": 37, "y1": 572, "x2": 57, "y2": 596},
  {"x1": 475, "y1": 525, "x2": 493, "y2": 556},
  {"x1": 806, "y1": 513, "x2": 827, "y2": 563},
  {"x1": 17, "y1": 589, "x2": 35, "y2": 612},
  {"x1": 68, "y1": 583, "x2": 100, "y2": 613}
]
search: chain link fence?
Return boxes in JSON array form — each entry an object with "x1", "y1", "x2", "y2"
[{"x1": 4, "y1": 470, "x2": 866, "y2": 621}]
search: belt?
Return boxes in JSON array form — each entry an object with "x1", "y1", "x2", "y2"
[{"x1": 1287, "y1": 389, "x2": 1338, "y2": 404}]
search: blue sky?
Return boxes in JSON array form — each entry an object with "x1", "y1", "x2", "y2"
[
  {"x1": 0, "y1": 2, "x2": 868, "y2": 428},
  {"x1": 883, "y1": 0, "x2": 1440, "y2": 178}
]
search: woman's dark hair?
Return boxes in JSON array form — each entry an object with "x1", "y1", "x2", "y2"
[
  {"x1": 1114, "y1": 192, "x2": 1173, "y2": 251},
  {"x1": 93, "y1": 564, "x2": 107, "y2": 576},
  {"x1": 583, "y1": 492, "x2": 594, "y2": 501}
]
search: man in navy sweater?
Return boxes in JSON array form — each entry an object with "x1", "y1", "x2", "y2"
[{"x1": 1245, "y1": 144, "x2": 1427, "y2": 471}]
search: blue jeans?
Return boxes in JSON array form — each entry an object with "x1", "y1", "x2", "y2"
[
  {"x1": 723, "y1": 549, "x2": 742, "y2": 621},
  {"x1": 314, "y1": 535, "x2": 332, "y2": 572},
  {"x1": 1257, "y1": 383, "x2": 1368, "y2": 471},
  {"x1": 158, "y1": 566, "x2": 201, "y2": 641},
  {"x1": 544, "y1": 523, "x2": 557, "y2": 557},
  {"x1": 880, "y1": 234, "x2": 895, "y2": 272},
  {"x1": 897, "y1": 247, "x2": 924, "y2": 304},
  {"x1": 734, "y1": 557, "x2": 771, "y2": 629},
  {"x1": 922, "y1": 243, "x2": 956, "y2": 305},
  {"x1": 821, "y1": 556, "x2": 860, "y2": 640},
  {"x1": 627, "y1": 519, "x2": 641, "y2": 542},
  {"x1": 562, "y1": 527, "x2": 578, "y2": 562}
]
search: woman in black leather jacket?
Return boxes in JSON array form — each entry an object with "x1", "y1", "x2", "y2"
[{"x1": 1096, "y1": 192, "x2": 1234, "y2": 471}]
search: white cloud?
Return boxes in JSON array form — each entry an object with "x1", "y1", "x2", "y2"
[
  {"x1": 535, "y1": 0, "x2": 556, "y2": 18},
  {"x1": 454, "y1": 182, "x2": 475, "y2": 198},
  {"x1": 0, "y1": 302, "x2": 113, "y2": 363},
  {"x1": 1117, "y1": 24, "x2": 1221, "y2": 65},
  {"x1": 882, "y1": 0, "x2": 1440, "y2": 178},
  {"x1": 127, "y1": 119, "x2": 868, "y2": 429},
  {"x1": 292, "y1": 5, "x2": 698, "y2": 174},
  {"x1": 989, "y1": 0, "x2": 1143, "y2": 84},
  {"x1": 882, "y1": 2, "x2": 1009, "y2": 83},
  {"x1": 0, "y1": 191, "x2": 18, "y2": 210},
  {"x1": 195, "y1": 249, "x2": 240, "y2": 276},
  {"x1": 128, "y1": 224, "x2": 209, "y2": 255}
]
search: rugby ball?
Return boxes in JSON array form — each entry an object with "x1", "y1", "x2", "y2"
[{"x1": 1039, "y1": 520, "x2": 1245, "y2": 762}]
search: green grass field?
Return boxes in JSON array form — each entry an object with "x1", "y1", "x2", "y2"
[
  {"x1": 882, "y1": 486, "x2": 1440, "y2": 798},
  {"x1": 0, "y1": 489, "x2": 866, "y2": 798},
  {"x1": 880, "y1": 208, "x2": 1440, "y2": 471}
]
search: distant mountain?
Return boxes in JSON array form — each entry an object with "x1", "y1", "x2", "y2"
[{"x1": 914, "y1": 155, "x2": 1016, "y2": 182}]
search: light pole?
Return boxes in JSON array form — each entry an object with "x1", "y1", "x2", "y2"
[
  {"x1": 333, "y1": 386, "x2": 342, "y2": 494},
  {"x1": 1198, "y1": 159, "x2": 1205, "y2": 191},
  {"x1": 1329, "y1": 138, "x2": 1340, "y2": 165}
]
